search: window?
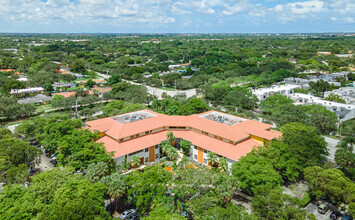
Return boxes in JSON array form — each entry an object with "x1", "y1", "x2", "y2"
[
  {"x1": 194, "y1": 146, "x2": 197, "y2": 150},
  {"x1": 128, "y1": 150, "x2": 143, "y2": 156},
  {"x1": 155, "y1": 153, "x2": 159, "y2": 159},
  {"x1": 194, "y1": 154, "x2": 197, "y2": 160},
  {"x1": 145, "y1": 148, "x2": 149, "y2": 152},
  {"x1": 203, "y1": 149, "x2": 207, "y2": 153},
  {"x1": 145, "y1": 157, "x2": 149, "y2": 163},
  {"x1": 155, "y1": 145, "x2": 159, "y2": 149},
  {"x1": 125, "y1": 155, "x2": 127, "y2": 159},
  {"x1": 119, "y1": 138, "x2": 124, "y2": 142},
  {"x1": 203, "y1": 159, "x2": 207, "y2": 164}
]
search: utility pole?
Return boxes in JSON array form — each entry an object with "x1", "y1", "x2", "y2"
[
  {"x1": 106, "y1": 70, "x2": 109, "y2": 78},
  {"x1": 75, "y1": 100, "x2": 78, "y2": 118}
]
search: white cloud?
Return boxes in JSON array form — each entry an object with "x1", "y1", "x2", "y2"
[
  {"x1": 0, "y1": 0, "x2": 354, "y2": 30},
  {"x1": 222, "y1": 0, "x2": 251, "y2": 15}
]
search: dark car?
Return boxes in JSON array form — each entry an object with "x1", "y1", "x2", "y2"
[
  {"x1": 342, "y1": 216, "x2": 353, "y2": 220},
  {"x1": 330, "y1": 211, "x2": 341, "y2": 220}
]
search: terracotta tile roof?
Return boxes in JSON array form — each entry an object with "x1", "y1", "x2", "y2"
[
  {"x1": 86, "y1": 109, "x2": 280, "y2": 142},
  {"x1": 97, "y1": 130, "x2": 261, "y2": 161},
  {"x1": 54, "y1": 90, "x2": 93, "y2": 98},
  {"x1": 87, "y1": 110, "x2": 281, "y2": 161},
  {"x1": 93, "y1": 87, "x2": 112, "y2": 94}
]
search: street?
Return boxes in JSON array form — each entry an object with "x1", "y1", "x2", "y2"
[{"x1": 322, "y1": 136, "x2": 340, "y2": 162}]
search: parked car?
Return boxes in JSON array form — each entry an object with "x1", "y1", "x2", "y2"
[
  {"x1": 318, "y1": 204, "x2": 328, "y2": 214},
  {"x1": 342, "y1": 216, "x2": 353, "y2": 220},
  {"x1": 28, "y1": 167, "x2": 40, "y2": 176},
  {"x1": 120, "y1": 209, "x2": 137, "y2": 219},
  {"x1": 127, "y1": 213, "x2": 139, "y2": 220},
  {"x1": 330, "y1": 211, "x2": 342, "y2": 219}
]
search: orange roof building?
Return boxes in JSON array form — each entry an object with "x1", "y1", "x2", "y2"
[{"x1": 85, "y1": 110, "x2": 281, "y2": 168}]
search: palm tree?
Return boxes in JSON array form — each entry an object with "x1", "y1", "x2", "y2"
[
  {"x1": 167, "y1": 147, "x2": 178, "y2": 161},
  {"x1": 130, "y1": 155, "x2": 141, "y2": 168},
  {"x1": 100, "y1": 173, "x2": 126, "y2": 211},
  {"x1": 166, "y1": 131, "x2": 176, "y2": 147},
  {"x1": 160, "y1": 141, "x2": 171, "y2": 155},
  {"x1": 207, "y1": 152, "x2": 218, "y2": 167},
  {"x1": 218, "y1": 158, "x2": 228, "y2": 172}
]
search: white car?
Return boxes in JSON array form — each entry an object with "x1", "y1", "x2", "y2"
[{"x1": 120, "y1": 209, "x2": 137, "y2": 219}]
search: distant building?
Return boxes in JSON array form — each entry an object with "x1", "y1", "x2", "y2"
[
  {"x1": 52, "y1": 83, "x2": 76, "y2": 91},
  {"x1": 317, "y1": 52, "x2": 332, "y2": 56},
  {"x1": 18, "y1": 94, "x2": 52, "y2": 105},
  {"x1": 335, "y1": 54, "x2": 352, "y2": 58},
  {"x1": 93, "y1": 86, "x2": 112, "y2": 97},
  {"x1": 10, "y1": 87, "x2": 44, "y2": 95},
  {"x1": 290, "y1": 93, "x2": 355, "y2": 122},
  {"x1": 252, "y1": 84, "x2": 302, "y2": 102},
  {"x1": 324, "y1": 87, "x2": 355, "y2": 104}
]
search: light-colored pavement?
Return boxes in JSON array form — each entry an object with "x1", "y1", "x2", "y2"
[
  {"x1": 35, "y1": 149, "x2": 54, "y2": 172},
  {"x1": 322, "y1": 136, "x2": 340, "y2": 162},
  {"x1": 305, "y1": 203, "x2": 331, "y2": 220}
]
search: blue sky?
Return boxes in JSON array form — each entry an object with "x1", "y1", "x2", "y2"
[{"x1": 0, "y1": 0, "x2": 354, "y2": 33}]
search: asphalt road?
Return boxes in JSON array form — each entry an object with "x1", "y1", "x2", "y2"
[
  {"x1": 306, "y1": 202, "x2": 331, "y2": 220},
  {"x1": 322, "y1": 136, "x2": 340, "y2": 162}
]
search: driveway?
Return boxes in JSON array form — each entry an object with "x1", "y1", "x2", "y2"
[
  {"x1": 322, "y1": 136, "x2": 340, "y2": 162},
  {"x1": 305, "y1": 202, "x2": 331, "y2": 220},
  {"x1": 35, "y1": 148, "x2": 54, "y2": 172}
]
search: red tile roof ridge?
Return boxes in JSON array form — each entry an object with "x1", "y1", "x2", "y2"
[{"x1": 87, "y1": 109, "x2": 277, "y2": 143}]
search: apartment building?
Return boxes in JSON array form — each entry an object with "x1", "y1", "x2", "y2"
[
  {"x1": 290, "y1": 93, "x2": 355, "y2": 122},
  {"x1": 85, "y1": 110, "x2": 281, "y2": 168}
]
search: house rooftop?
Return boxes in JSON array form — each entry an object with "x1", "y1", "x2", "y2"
[{"x1": 111, "y1": 110, "x2": 158, "y2": 124}]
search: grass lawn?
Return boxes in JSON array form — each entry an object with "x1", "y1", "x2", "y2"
[
  {"x1": 67, "y1": 86, "x2": 81, "y2": 91},
  {"x1": 36, "y1": 104, "x2": 52, "y2": 112},
  {"x1": 159, "y1": 87, "x2": 176, "y2": 91}
]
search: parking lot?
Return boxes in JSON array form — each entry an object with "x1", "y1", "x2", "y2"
[{"x1": 306, "y1": 202, "x2": 331, "y2": 220}]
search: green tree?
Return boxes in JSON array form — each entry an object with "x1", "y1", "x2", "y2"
[
  {"x1": 207, "y1": 152, "x2": 218, "y2": 167},
  {"x1": 260, "y1": 94, "x2": 293, "y2": 114},
  {"x1": 304, "y1": 104, "x2": 338, "y2": 134},
  {"x1": 0, "y1": 168, "x2": 110, "y2": 219},
  {"x1": 251, "y1": 188, "x2": 309, "y2": 220},
  {"x1": 142, "y1": 203, "x2": 185, "y2": 220},
  {"x1": 44, "y1": 82, "x2": 54, "y2": 95},
  {"x1": 85, "y1": 161, "x2": 110, "y2": 183},
  {"x1": 218, "y1": 158, "x2": 229, "y2": 172},
  {"x1": 166, "y1": 146, "x2": 178, "y2": 161},
  {"x1": 57, "y1": 129, "x2": 115, "y2": 171},
  {"x1": 180, "y1": 139, "x2": 191, "y2": 155},
  {"x1": 71, "y1": 60, "x2": 87, "y2": 74},
  {"x1": 304, "y1": 166, "x2": 355, "y2": 205},
  {"x1": 130, "y1": 155, "x2": 141, "y2": 168},
  {"x1": 325, "y1": 93, "x2": 346, "y2": 103},
  {"x1": 280, "y1": 123, "x2": 328, "y2": 168},
  {"x1": 232, "y1": 153, "x2": 283, "y2": 195},
  {"x1": 84, "y1": 79, "x2": 95, "y2": 88},
  {"x1": 100, "y1": 173, "x2": 127, "y2": 210},
  {"x1": 107, "y1": 73, "x2": 121, "y2": 85},
  {"x1": 166, "y1": 131, "x2": 176, "y2": 146},
  {"x1": 125, "y1": 165, "x2": 172, "y2": 215}
]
